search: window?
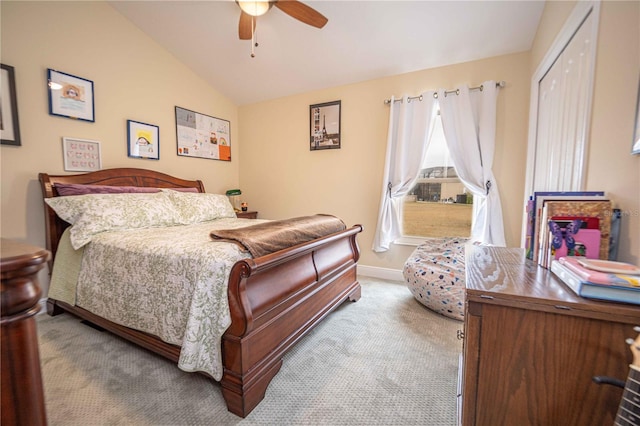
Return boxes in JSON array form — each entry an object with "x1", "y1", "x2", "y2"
[{"x1": 402, "y1": 115, "x2": 472, "y2": 238}]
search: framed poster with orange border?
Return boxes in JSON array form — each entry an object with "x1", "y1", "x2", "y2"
[{"x1": 175, "y1": 106, "x2": 231, "y2": 161}]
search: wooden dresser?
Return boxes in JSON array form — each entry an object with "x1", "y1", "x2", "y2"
[
  {"x1": 460, "y1": 246, "x2": 640, "y2": 426},
  {"x1": 1, "y1": 239, "x2": 49, "y2": 426}
]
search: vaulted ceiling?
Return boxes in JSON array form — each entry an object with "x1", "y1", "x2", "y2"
[{"x1": 109, "y1": 1, "x2": 545, "y2": 105}]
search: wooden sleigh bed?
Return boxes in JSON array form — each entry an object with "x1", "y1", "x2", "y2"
[{"x1": 39, "y1": 167, "x2": 362, "y2": 417}]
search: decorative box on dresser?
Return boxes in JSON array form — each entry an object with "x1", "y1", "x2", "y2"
[
  {"x1": 1, "y1": 239, "x2": 49, "y2": 426},
  {"x1": 459, "y1": 245, "x2": 640, "y2": 426}
]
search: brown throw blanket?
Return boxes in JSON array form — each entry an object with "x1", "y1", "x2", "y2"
[{"x1": 210, "y1": 214, "x2": 346, "y2": 258}]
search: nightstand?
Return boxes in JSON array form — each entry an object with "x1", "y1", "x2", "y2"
[{"x1": 236, "y1": 211, "x2": 258, "y2": 219}]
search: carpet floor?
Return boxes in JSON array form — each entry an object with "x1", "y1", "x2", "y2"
[{"x1": 36, "y1": 277, "x2": 463, "y2": 425}]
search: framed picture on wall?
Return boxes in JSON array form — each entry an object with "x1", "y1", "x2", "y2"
[
  {"x1": 175, "y1": 106, "x2": 231, "y2": 161},
  {"x1": 310, "y1": 100, "x2": 341, "y2": 151},
  {"x1": 127, "y1": 120, "x2": 159, "y2": 160},
  {"x1": 1, "y1": 64, "x2": 21, "y2": 146},
  {"x1": 48, "y1": 69, "x2": 95, "y2": 122},
  {"x1": 62, "y1": 137, "x2": 102, "y2": 172},
  {"x1": 632, "y1": 76, "x2": 640, "y2": 155}
]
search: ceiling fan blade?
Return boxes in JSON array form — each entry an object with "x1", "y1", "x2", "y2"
[
  {"x1": 274, "y1": 0, "x2": 328, "y2": 29},
  {"x1": 239, "y1": 11, "x2": 255, "y2": 40}
]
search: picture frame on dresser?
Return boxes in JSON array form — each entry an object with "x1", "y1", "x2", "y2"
[
  {"x1": 1, "y1": 64, "x2": 21, "y2": 146},
  {"x1": 47, "y1": 69, "x2": 95, "y2": 122},
  {"x1": 127, "y1": 120, "x2": 159, "y2": 160},
  {"x1": 310, "y1": 100, "x2": 341, "y2": 151}
]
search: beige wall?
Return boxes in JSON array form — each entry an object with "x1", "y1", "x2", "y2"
[
  {"x1": 239, "y1": 52, "x2": 532, "y2": 271},
  {"x1": 529, "y1": 0, "x2": 640, "y2": 265},
  {"x1": 2, "y1": 1, "x2": 637, "y2": 288},
  {"x1": 1, "y1": 1, "x2": 240, "y2": 290}
]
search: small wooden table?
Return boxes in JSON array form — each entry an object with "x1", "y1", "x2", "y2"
[
  {"x1": 236, "y1": 211, "x2": 258, "y2": 219},
  {"x1": 1, "y1": 239, "x2": 49, "y2": 426}
]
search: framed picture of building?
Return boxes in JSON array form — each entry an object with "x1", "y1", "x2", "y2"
[{"x1": 310, "y1": 100, "x2": 341, "y2": 151}]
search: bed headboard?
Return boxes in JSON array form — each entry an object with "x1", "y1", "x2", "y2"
[{"x1": 39, "y1": 168, "x2": 206, "y2": 261}]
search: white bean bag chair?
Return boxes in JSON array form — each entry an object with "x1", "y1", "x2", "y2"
[{"x1": 403, "y1": 237, "x2": 469, "y2": 321}]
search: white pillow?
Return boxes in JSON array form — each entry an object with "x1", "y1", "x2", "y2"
[
  {"x1": 45, "y1": 192, "x2": 181, "y2": 249},
  {"x1": 163, "y1": 190, "x2": 236, "y2": 224}
]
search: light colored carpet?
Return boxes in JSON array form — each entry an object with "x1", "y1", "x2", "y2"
[{"x1": 36, "y1": 277, "x2": 463, "y2": 425}]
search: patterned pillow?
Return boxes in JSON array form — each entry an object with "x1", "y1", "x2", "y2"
[
  {"x1": 45, "y1": 192, "x2": 181, "y2": 249},
  {"x1": 163, "y1": 190, "x2": 236, "y2": 224}
]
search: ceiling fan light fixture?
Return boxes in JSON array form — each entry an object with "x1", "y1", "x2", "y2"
[{"x1": 237, "y1": 0, "x2": 272, "y2": 17}]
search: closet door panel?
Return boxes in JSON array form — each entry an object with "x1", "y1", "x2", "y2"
[{"x1": 532, "y1": 11, "x2": 594, "y2": 192}]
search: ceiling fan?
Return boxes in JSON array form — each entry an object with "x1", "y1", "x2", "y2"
[{"x1": 236, "y1": 0, "x2": 328, "y2": 41}]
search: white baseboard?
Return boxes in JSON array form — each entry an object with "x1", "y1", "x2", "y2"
[
  {"x1": 38, "y1": 298, "x2": 47, "y2": 315},
  {"x1": 357, "y1": 265, "x2": 404, "y2": 282}
]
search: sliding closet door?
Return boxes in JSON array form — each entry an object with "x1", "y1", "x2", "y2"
[
  {"x1": 521, "y1": 1, "x2": 600, "y2": 246},
  {"x1": 532, "y1": 10, "x2": 595, "y2": 192}
]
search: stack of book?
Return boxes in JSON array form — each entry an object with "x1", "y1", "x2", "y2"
[
  {"x1": 524, "y1": 191, "x2": 613, "y2": 268},
  {"x1": 551, "y1": 257, "x2": 640, "y2": 305}
]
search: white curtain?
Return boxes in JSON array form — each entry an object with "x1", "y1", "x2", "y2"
[
  {"x1": 437, "y1": 81, "x2": 506, "y2": 246},
  {"x1": 372, "y1": 93, "x2": 438, "y2": 252}
]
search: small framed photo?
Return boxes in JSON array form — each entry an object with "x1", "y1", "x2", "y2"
[
  {"x1": 62, "y1": 137, "x2": 102, "y2": 172},
  {"x1": 48, "y1": 69, "x2": 95, "y2": 122},
  {"x1": 310, "y1": 100, "x2": 341, "y2": 151},
  {"x1": 1, "y1": 64, "x2": 21, "y2": 146},
  {"x1": 127, "y1": 120, "x2": 159, "y2": 160}
]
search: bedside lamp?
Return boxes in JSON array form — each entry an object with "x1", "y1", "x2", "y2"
[{"x1": 226, "y1": 189, "x2": 242, "y2": 212}]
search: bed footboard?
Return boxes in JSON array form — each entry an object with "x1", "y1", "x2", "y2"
[{"x1": 220, "y1": 224, "x2": 362, "y2": 417}]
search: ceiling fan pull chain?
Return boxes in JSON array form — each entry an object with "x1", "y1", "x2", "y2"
[{"x1": 251, "y1": 16, "x2": 257, "y2": 58}]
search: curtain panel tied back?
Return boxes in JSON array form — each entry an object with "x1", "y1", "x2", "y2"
[
  {"x1": 437, "y1": 81, "x2": 505, "y2": 246},
  {"x1": 373, "y1": 81, "x2": 505, "y2": 252},
  {"x1": 372, "y1": 93, "x2": 438, "y2": 252}
]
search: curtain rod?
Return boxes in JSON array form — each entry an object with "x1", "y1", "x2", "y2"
[{"x1": 383, "y1": 80, "x2": 506, "y2": 105}]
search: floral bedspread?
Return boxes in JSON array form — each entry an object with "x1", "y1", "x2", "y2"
[{"x1": 74, "y1": 218, "x2": 265, "y2": 380}]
